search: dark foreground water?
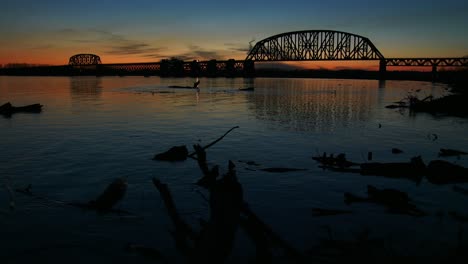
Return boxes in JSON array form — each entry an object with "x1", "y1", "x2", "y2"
[{"x1": 1, "y1": 76, "x2": 467, "y2": 263}]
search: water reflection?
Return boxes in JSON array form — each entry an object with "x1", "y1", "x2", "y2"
[
  {"x1": 70, "y1": 77, "x2": 102, "y2": 100},
  {"x1": 246, "y1": 79, "x2": 380, "y2": 132}
]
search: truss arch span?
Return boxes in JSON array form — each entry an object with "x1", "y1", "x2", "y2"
[
  {"x1": 69, "y1": 54, "x2": 102, "y2": 66},
  {"x1": 246, "y1": 30, "x2": 384, "y2": 61}
]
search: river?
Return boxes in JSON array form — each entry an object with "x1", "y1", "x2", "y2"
[{"x1": 1, "y1": 76, "x2": 467, "y2": 263}]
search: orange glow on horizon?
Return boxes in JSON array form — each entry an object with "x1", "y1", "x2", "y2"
[{"x1": 0, "y1": 51, "x2": 449, "y2": 72}]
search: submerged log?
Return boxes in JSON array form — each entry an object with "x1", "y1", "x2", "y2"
[
  {"x1": 260, "y1": 167, "x2": 307, "y2": 173},
  {"x1": 193, "y1": 160, "x2": 243, "y2": 263},
  {"x1": 16, "y1": 182, "x2": 133, "y2": 215},
  {"x1": 426, "y1": 160, "x2": 468, "y2": 184},
  {"x1": 153, "y1": 126, "x2": 239, "y2": 162},
  {"x1": 153, "y1": 145, "x2": 189, "y2": 161},
  {"x1": 152, "y1": 178, "x2": 195, "y2": 255},
  {"x1": 88, "y1": 178, "x2": 127, "y2": 211},
  {"x1": 0, "y1": 102, "x2": 43, "y2": 117},
  {"x1": 345, "y1": 185, "x2": 424, "y2": 216},
  {"x1": 391, "y1": 148, "x2": 403, "y2": 154},
  {"x1": 409, "y1": 94, "x2": 468, "y2": 117},
  {"x1": 312, "y1": 153, "x2": 358, "y2": 169},
  {"x1": 439, "y1": 148, "x2": 468, "y2": 157},
  {"x1": 192, "y1": 145, "x2": 304, "y2": 263},
  {"x1": 239, "y1": 87, "x2": 254, "y2": 91},
  {"x1": 168, "y1": 85, "x2": 198, "y2": 89},
  {"x1": 360, "y1": 156, "x2": 426, "y2": 183},
  {"x1": 193, "y1": 144, "x2": 219, "y2": 188}
]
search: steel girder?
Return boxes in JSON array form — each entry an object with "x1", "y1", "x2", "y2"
[{"x1": 385, "y1": 58, "x2": 468, "y2": 67}]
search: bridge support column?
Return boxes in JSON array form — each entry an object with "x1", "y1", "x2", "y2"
[
  {"x1": 379, "y1": 60, "x2": 387, "y2": 80},
  {"x1": 431, "y1": 65, "x2": 438, "y2": 82},
  {"x1": 190, "y1": 60, "x2": 200, "y2": 77},
  {"x1": 243, "y1": 60, "x2": 255, "y2": 77}
]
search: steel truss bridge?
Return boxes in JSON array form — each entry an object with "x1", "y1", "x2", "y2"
[
  {"x1": 6, "y1": 30, "x2": 464, "y2": 78},
  {"x1": 245, "y1": 30, "x2": 467, "y2": 75},
  {"x1": 64, "y1": 55, "x2": 253, "y2": 77}
]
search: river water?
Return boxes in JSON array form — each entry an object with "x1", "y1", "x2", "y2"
[{"x1": 1, "y1": 76, "x2": 467, "y2": 263}]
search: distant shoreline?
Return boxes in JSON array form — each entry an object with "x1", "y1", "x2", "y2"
[{"x1": 1, "y1": 67, "x2": 467, "y2": 88}]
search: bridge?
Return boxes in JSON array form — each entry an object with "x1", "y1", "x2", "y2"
[
  {"x1": 71, "y1": 30, "x2": 465, "y2": 78},
  {"x1": 245, "y1": 30, "x2": 467, "y2": 76},
  {"x1": 2, "y1": 30, "x2": 466, "y2": 79}
]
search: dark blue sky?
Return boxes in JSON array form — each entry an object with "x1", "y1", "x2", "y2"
[{"x1": 1, "y1": 0, "x2": 467, "y2": 64}]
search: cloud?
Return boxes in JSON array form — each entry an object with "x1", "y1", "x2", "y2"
[
  {"x1": 168, "y1": 45, "x2": 224, "y2": 61},
  {"x1": 31, "y1": 44, "x2": 55, "y2": 50},
  {"x1": 56, "y1": 28, "x2": 165, "y2": 58},
  {"x1": 224, "y1": 42, "x2": 250, "y2": 53},
  {"x1": 106, "y1": 42, "x2": 164, "y2": 56}
]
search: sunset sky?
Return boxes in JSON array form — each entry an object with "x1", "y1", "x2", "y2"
[{"x1": 1, "y1": 0, "x2": 467, "y2": 69}]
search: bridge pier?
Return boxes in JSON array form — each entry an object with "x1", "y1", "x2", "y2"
[
  {"x1": 243, "y1": 60, "x2": 255, "y2": 77},
  {"x1": 379, "y1": 59, "x2": 387, "y2": 80},
  {"x1": 432, "y1": 65, "x2": 438, "y2": 82}
]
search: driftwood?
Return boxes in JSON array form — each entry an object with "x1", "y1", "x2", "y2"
[
  {"x1": 153, "y1": 145, "x2": 189, "y2": 161},
  {"x1": 152, "y1": 178, "x2": 196, "y2": 256},
  {"x1": 152, "y1": 163, "x2": 242, "y2": 263},
  {"x1": 360, "y1": 156, "x2": 426, "y2": 183},
  {"x1": 168, "y1": 85, "x2": 198, "y2": 89},
  {"x1": 345, "y1": 185, "x2": 424, "y2": 216},
  {"x1": 16, "y1": 179, "x2": 130, "y2": 214},
  {"x1": 386, "y1": 93, "x2": 468, "y2": 117},
  {"x1": 88, "y1": 177, "x2": 127, "y2": 211},
  {"x1": 241, "y1": 203, "x2": 305, "y2": 263},
  {"x1": 260, "y1": 167, "x2": 307, "y2": 173},
  {"x1": 193, "y1": 144, "x2": 219, "y2": 188},
  {"x1": 0, "y1": 102, "x2": 43, "y2": 117},
  {"x1": 153, "y1": 140, "x2": 305, "y2": 263},
  {"x1": 239, "y1": 87, "x2": 254, "y2": 91},
  {"x1": 238, "y1": 160, "x2": 261, "y2": 166},
  {"x1": 187, "y1": 126, "x2": 239, "y2": 158},
  {"x1": 194, "y1": 146, "x2": 304, "y2": 263},
  {"x1": 439, "y1": 148, "x2": 468, "y2": 157},
  {"x1": 426, "y1": 160, "x2": 468, "y2": 184},
  {"x1": 312, "y1": 153, "x2": 425, "y2": 183},
  {"x1": 391, "y1": 148, "x2": 403, "y2": 154},
  {"x1": 153, "y1": 126, "x2": 239, "y2": 162},
  {"x1": 152, "y1": 142, "x2": 245, "y2": 263},
  {"x1": 312, "y1": 153, "x2": 359, "y2": 169}
]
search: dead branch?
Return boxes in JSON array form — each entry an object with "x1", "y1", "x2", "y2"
[
  {"x1": 152, "y1": 178, "x2": 196, "y2": 256},
  {"x1": 188, "y1": 126, "x2": 239, "y2": 158}
]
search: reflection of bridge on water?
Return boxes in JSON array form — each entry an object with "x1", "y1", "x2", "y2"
[
  {"x1": 245, "y1": 79, "x2": 381, "y2": 132},
  {"x1": 70, "y1": 76, "x2": 102, "y2": 100}
]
